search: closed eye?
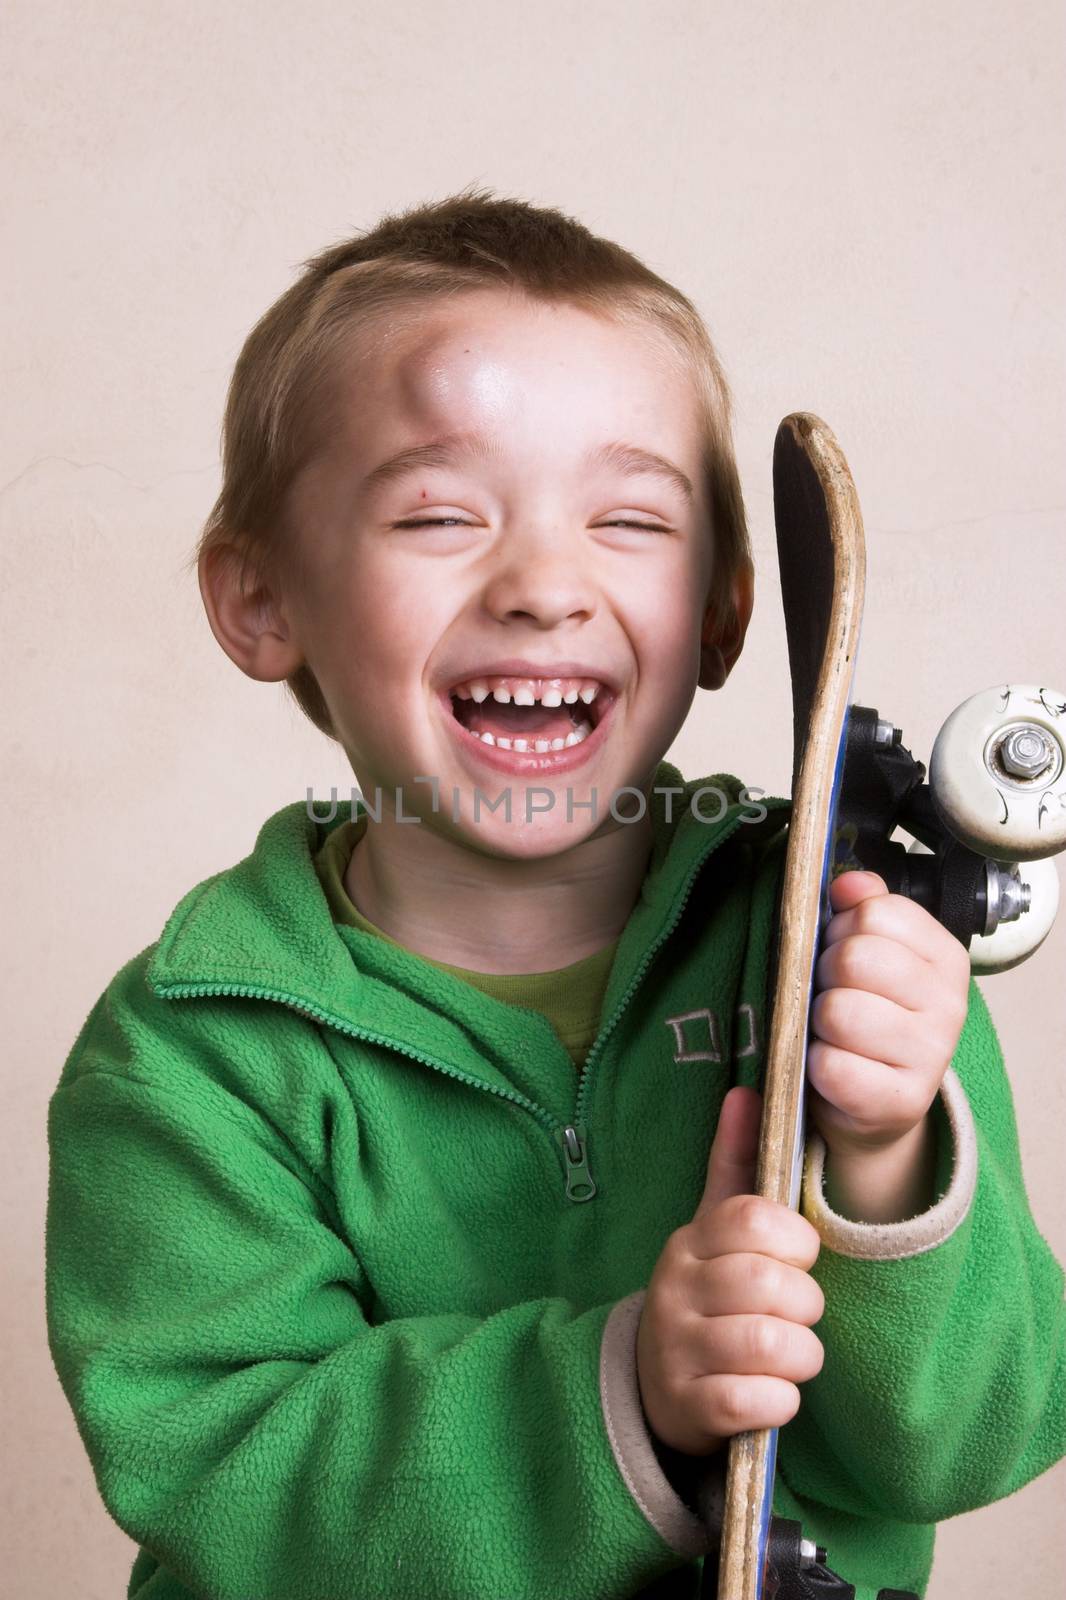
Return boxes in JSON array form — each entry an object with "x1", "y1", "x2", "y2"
[
  {"x1": 599, "y1": 520, "x2": 671, "y2": 532},
  {"x1": 392, "y1": 518, "x2": 671, "y2": 532},
  {"x1": 392, "y1": 518, "x2": 472, "y2": 528}
]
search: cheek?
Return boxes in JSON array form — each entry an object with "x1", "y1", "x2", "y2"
[
  {"x1": 625, "y1": 573, "x2": 707, "y2": 736},
  {"x1": 296, "y1": 564, "x2": 403, "y2": 724},
  {"x1": 328, "y1": 561, "x2": 454, "y2": 733},
  {"x1": 627, "y1": 559, "x2": 706, "y2": 671},
  {"x1": 324, "y1": 546, "x2": 429, "y2": 659}
]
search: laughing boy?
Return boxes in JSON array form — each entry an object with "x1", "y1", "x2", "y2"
[{"x1": 46, "y1": 190, "x2": 1064, "y2": 1600}]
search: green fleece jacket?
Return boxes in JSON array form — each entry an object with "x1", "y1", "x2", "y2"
[{"x1": 45, "y1": 765, "x2": 1065, "y2": 1600}]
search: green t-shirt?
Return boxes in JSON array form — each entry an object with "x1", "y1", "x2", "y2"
[{"x1": 313, "y1": 816, "x2": 619, "y2": 1070}]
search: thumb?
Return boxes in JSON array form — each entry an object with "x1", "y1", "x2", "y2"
[
  {"x1": 697, "y1": 1085, "x2": 762, "y2": 1217},
  {"x1": 828, "y1": 869, "x2": 889, "y2": 913}
]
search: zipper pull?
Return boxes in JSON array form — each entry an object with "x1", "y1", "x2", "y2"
[{"x1": 560, "y1": 1123, "x2": 597, "y2": 1203}]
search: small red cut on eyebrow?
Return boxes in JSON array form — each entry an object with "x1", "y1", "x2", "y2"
[{"x1": 358, "y1": 428, "x2": 694, "y2": 504}]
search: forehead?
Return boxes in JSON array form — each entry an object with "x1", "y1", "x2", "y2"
[{"x1": 328, "y1": 288, "x2": 701, "y2": 450}]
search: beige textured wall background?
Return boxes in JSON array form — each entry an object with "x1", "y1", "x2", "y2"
[{"x1": 5, "y1": 1, "x2": 1063, "y2": 1595}]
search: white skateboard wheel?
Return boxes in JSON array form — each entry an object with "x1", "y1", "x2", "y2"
[
  {"x1": 907, "y1": 840, "x2": 1060, "y2": 973},
  {"x1": 929, "y1": 684, "x2": 1066, "y2": 861},
  {"x1": 968, "y1": 856, "x2": 1060, "y2": 974}
]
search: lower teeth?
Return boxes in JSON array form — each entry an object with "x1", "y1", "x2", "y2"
[{"x1": 473, "y1": 722, "x2": 592, "y2": 751}]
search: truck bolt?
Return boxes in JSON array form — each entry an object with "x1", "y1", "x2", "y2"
[{"x1": 1000, "y1": 726, "x2": 1053, "y2": 778}]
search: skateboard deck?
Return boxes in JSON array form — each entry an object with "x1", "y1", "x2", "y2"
[
  {"x1": 692, "y1": 414, "x2": 1063, "y2": 1597},
  {"x1": 709, "y1": 412, "x2": 866, "y2": 1598}
]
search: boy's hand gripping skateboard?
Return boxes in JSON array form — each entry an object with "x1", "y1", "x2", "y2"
[{"x1": 690, "y1": 413, "x2": 1066, "y2": 1599}]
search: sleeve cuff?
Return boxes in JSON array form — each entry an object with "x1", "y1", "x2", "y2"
[
  {"x1": 800, "y1": 1066, "x2": 978, "y2": 1260},
  {"x1": 600, "y1": 1291, "x2": 721, "y2": 1558}
]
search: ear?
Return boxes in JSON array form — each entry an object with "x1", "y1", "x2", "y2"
[
  {"x1": 198, "y1": 543, "x2": 304, "y2": 683},
  {"x1": 698, "y1": 561, "x2": 754, "y2": 691}
]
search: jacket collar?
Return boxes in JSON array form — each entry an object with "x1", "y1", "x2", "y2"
[{"x1": 148, "y1": 762, "x2": 787, "y2": 1043}]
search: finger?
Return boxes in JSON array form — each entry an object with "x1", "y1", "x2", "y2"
[
  {"x1": 685, "y1": 1253, "x2": 825, "y2": 1326},
  {"x1": 696, "y1": 1086, "x2": 762, "y2": 1217},
  {"x1": 690, "y1": 1313, "x2": 825, "y2": 1384},
  {"x1": 806, "y1": 1043, "x2": 935, "y2": 1136},
  {"x1": 814, "y1": 933, "x2": 935, "y2": 1014},
  {"x1": 688, "y1": 1373, "x2": 803, "y2": 1437},
  {"x1": 691, "y1": 1193, "x2": 821, "y2": 1272},
  {"x1": 810, "y1": 986, "x2": 956, "y2": 1075},
  {"x1": 822, "y1": 886, "x2": 967, "y2": 970},
  {"x1": 827, "y1": 870, "x2": 889, "y2": 914}
]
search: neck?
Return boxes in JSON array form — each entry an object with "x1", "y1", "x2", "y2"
[{"x1": 343, "y1": 808, "x2": 654, "y2": 975}]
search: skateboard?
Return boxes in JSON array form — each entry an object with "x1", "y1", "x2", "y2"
[{"x1": 691, "y1": 413, "x2": 1066, "y2": 1599}]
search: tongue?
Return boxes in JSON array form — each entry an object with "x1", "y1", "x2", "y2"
[{"x1": 461, "y1": 699, "x2": 580, "y2": 741}]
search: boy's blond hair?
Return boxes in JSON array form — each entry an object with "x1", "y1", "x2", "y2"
[{"x1": 189, "y1": 185, "x2": 751, "y2": 741}]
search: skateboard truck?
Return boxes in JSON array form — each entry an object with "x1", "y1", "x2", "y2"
[
  {"x1": 833, "y1": 703, "x2": 1012, "y2": 944},
  {"x1": 831, "y1": 702, "x2": 1061, "y2": 967},
  {"x1": 763, "y1": 1517, "x2": 917, "y2": 1599}
]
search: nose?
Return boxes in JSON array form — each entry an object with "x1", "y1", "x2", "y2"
[{"x1": 480, "y1": 525, "x2": 596, "y2": 628}]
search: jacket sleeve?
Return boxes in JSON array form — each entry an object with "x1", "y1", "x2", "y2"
[
  {"x1": 779, "y1": 977, "x2": 1066, "y2": 1524},
  {"x1": 45, "y1": 980, "x2": 711, "y2": 1600}
]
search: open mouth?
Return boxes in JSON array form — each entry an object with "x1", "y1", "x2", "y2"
[{"x1": 446, "y1": 674, "x2": 614, "y2": 756}]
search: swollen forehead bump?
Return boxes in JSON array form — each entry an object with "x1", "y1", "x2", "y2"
[{"x1": 398, "y1": 337, "x2": 520, "y2": 430}]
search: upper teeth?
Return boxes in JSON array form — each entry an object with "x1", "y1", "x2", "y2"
[{"x1": 453, "y1": 675, "x2": 604, "y2": 705}]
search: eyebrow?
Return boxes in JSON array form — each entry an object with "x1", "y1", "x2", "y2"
[{"x1": 358, "y1": 429, "x2": 695, "y2": 504}]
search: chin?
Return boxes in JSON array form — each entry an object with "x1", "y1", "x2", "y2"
[{"x1": 449, "y1": 813, "x2": 600, "y2": 864}]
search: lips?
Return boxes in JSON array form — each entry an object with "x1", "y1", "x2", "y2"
[{"x1": 444, "y1": 660, "x2": 619, "y2": 696}]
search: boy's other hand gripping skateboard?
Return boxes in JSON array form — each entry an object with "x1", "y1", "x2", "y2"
[
  {"x1": 805, "y1": 869, "x2": 972, "y2": 1219},
  {"x1": 635, "y1": 1087, "x2": 826, "y2": 1458}
]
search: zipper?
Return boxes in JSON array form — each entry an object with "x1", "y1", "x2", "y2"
[
  {"x1": 159, "y1": 977, "x2": 600, "y2": 1206},
  {"x1": 156, "y1": 801, "x2": 788, "y2": 1205},
  {"x1": 571, "y1": 806, "x2": 773, "y2": 1143},
  {"x1": 560, "y1": 1122, "x2": 596, "y2": 1203},
  {"x1": 153, "y1": 976, "x2": 565, "y2": 1140}
]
